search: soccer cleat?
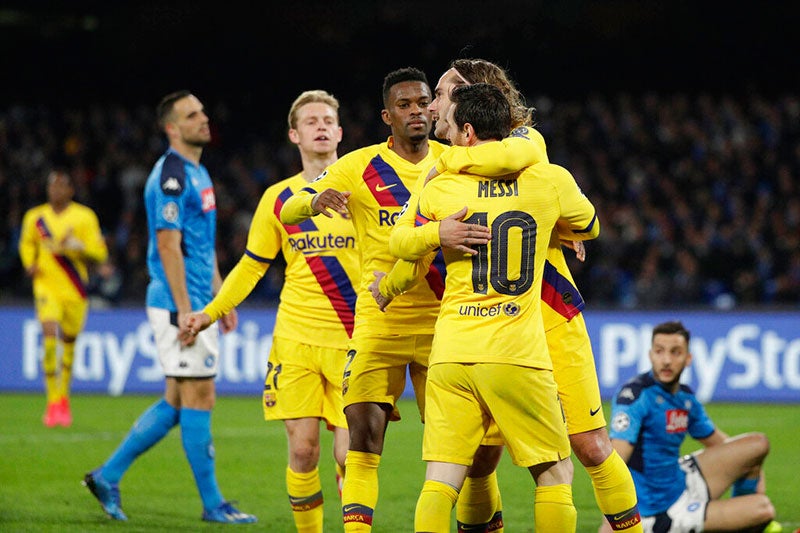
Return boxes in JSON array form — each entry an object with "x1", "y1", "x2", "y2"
[
  {"x1": 202, "y1": 501, "x2": 257, "y2": 524},
  {"x1": 42, "y1": 402, "x2": 59, "y2": 427},
  {"x1": 82, "y1": 470, "x2": 127, "y2": 521},
  {"x1": 763, "y1": 521, "x2": 782, "y2": 533},
  {"x1": 56, "y1": 397, "x2": 72, "y2": 427}
]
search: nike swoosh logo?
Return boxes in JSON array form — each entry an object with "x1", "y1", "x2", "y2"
[
  {"x1": 375, "y1": 183, "x2": 397, "y2": 192},
  {"x1": 342, "y1": 505, "x2": 361, "y2": 513},
  {"x1": 590, "y1": 405, "x2": 602, "y2": 416}
]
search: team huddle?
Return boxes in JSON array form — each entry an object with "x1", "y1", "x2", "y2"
[{"x1": 21, "y1": 58, "x2": 781, "y2": 532}]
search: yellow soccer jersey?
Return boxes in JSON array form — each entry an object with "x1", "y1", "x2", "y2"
[
  {"x1": 392, "y1": 127, "x2": 595, "y2": 331},
  {"x1": 418, "y1": 162, "x2": 597, "y2": 368},
  {"x1": 280, "y1": 138, "x2": 447, "y2": 336},
  {"x1": 18, "y1": 202, "x2": 108, "y2": 301},
  {"x1": 207, "y1": 173, "x2": 359, "y2": 349}
]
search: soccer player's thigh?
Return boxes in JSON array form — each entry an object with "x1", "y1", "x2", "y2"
[
  {"x1": 407, "y1": 334, "x2": 433, "y2": 420},
  {"x1": 320, "y1": 344, "x2": 349, "y2": 429},
  {"x1": 262, "y1": 336, "x2": 332, "y2": 422},
  {"x1": 146, "y1": 307, "x2": 219, "y2": 377},
  {"x1": 343, "y1": 334, "x2": 416, "y2": 421},
  {"x1": 34, "y1": 292, "x2": 62, "y2": 326},
  {"x1": 422, "y1": 363, "x2": 487, "y2": 466},
  {"x1": 60, "y1": 297, "x2": 89, "y2": 338},
  {"x1": 548, "y1": 313, "x2": 605, "y2": 434},
  {"x1": 480, "y1": 364, "x2": 570, "y2": 466}
]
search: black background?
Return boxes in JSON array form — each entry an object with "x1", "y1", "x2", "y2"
[{"x1": 2, "y1": 0, "x2": 798, "y2": 113}]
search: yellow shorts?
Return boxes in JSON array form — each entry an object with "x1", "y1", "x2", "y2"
[
  {"x1": 34, "y1": 291, "x2": 88, "y2": 338},
  {"x1": 343, "y1": 333, "x2": 431, "y2": 422},
  {"x1": 548, "y1": 313, "x2": 606, "y2": 434},
  {"x1": 423, "y1": 363, "x2": 570, "y2": 467},
  {"x1": 263, "y1": 336, "x2": 347, "y2": 430}
]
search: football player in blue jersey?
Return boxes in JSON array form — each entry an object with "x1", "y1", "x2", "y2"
[
  {"x1": 82, "y1": 91, "x2": 255, "y2": 525},
  {"x1": 604, "y1": 320, "x2": 779, "y2": 533}
]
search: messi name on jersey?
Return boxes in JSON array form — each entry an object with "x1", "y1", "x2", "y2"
[{"x1": 478, "y1": 179, "x2": 519, "y2": 198}]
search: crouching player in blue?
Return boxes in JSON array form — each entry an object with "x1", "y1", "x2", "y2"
[{"x1": 603, "y1": 320, "x2": 780, "y2": 533}]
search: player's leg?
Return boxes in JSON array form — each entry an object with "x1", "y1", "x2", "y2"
[
  {"x1": 458, "y1": 444, "x2": 504, "y2": 532},
  {"x1": 484, "y1": 364, "x2": 575, "y2": 532},
  {"x1": 693, "y1": 432, "x2": 770, "y2": 498},
  {"x1": 529, "y1": 458, "x2": 577, "y2": 533},
  {"x1": 415, "y1": 363, "x2": 484, "y2": 533},
  {"x1": 40, "y1": 319, "x2": 60, "y2": 426},
  {"x1": 550, "y1": 316, "x2": 641, "y2": 531},
  {"x1": 36, "y1": 294, "x2": 61, "y2": 426},
  {"x1": 320, "y1": 342, "x2": 351, "y2": 499},
  {"x1": 55, "y1": 297, "x2": 87, "y2": 426},
  {"x1": 704, "y1": 496, "x2": 775, "y2": 531},
  {"x1": 341, "y1": 334, "x2": 415, "y2": 531},
  {"x1": 286, "y1": 418, "x2": 324, "y2": 533}
]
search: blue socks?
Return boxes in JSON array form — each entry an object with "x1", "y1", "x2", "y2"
[
  {"x1": 180, "y1": 408, "x2": 223, "y2": 511},
  {"x1": 731, "y1": 476, "x2": 759, "y2": 497},
  {"x1": 102, "y1": 399, "x2": 179, "y2": 483}
]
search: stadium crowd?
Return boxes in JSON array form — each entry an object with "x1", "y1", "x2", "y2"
[{"x1": 1, "y1": 90, "x2": 799, "y2": 309}]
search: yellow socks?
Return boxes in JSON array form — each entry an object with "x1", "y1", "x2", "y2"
[
  {"x1": 59, "y1": 341, "x2": 75, "y2": 399},
  {"x1": 342, "y1": 451, "x2": 380, "y2": 532},
  {"x1": 534, "y1": 484, "x2": 576, "y2": 533},
  {"x1": 42, "y1": 337, "x2": 59, "y2": 403},
  {"x1": 456, "y1": 472, "x2": 504, "y2": 532},
  {"x1": 287, "y1": 466, "x2": 324, "y2": 533},
  {"x1": 415, "y1": 479, "x2": 459, "y2": 533},
  {"x1": 585, "y1": 452, "x2": 642, "y2": 532}
]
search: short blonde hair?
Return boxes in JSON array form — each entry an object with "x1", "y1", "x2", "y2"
[{"x1": 287, "y1": 90, "x2": 340, "y2": 130}]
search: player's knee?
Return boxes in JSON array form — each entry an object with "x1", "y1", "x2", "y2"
[
  {"x1": 468, "y1": 445, "x2": 502, "y2": 477},
  {"x1": 570, "y1": 429, "x2": 613, "y2": 467},
  {"x1": 751, "y1": 495, "x2": 775, "y2": 523},
  {"x1": 290, "y1": 443, "x2": 321, "y2": 471}
]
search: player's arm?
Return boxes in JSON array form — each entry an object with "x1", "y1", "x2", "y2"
[
  {"x1": 552, "y1": 166, "x2": 600, "y2": 241},
  {"x1": 610, "y1": 438, "x2": 635, "y2": 463},
  {"x1": 280, "y1": 164, "x2": 351, "y2": 224},
  {"x1": 18, "y1": 211, "x2": 39, "y2": 275},
  {"x1": 76, "y1": 211, "x2": 109, "y2": 263},
  {"x1": 389, "y1": 173, "x2": 489, "y2": 260},
  {"x1": 157, "y1": 229, "x2": 192, "y2": 315},
  {"x1": 696, "y1": 428, "x2": 728, "y2": 448},
  {"x1": 435, "y1": 128, "x2": 549, "y2": 177},
  {"x1": 188, "y1": 191, "x2": 280, "y2": 338}
]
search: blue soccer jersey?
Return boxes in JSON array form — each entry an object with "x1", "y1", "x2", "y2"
[
  {"x1": 608, "y1": 371, "x2": 715, "y2": 516},
  {"x1": 144, "y1": 148, "x2": 217, "y2": 311}
]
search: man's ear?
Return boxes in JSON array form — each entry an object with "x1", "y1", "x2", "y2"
[
  {"x1": 288, "y1": 128, "x2": 299, "y2": 145},
  {"x1": 380, "y1": 109, "x2": 392, "y2": 126},
  {"x1": 464, "y1": 123, "x2": 476, "y2": 144}
]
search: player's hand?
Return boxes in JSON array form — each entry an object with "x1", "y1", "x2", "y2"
[
  {"x1": 60, "y1": 229, "x2": 85, "y2": 252},
  {"x1": 439, "y1": 207, "x2": 491, "y2": 256},
  {"x1": 180, "y1": 311, "x2": 208, "y2": 347},
  {"x1": 561, "y1": 240, "x2": 586, "y2": 262},
  {"x1": 311, "y1": 189, "x2": 351, "y2": 218},
  {"x1": 423, "y1": 166, "x2": 440, "y2": 184},
  {"x1": 368, "y1": 271, "x2": 392, "y2": 312},
  {"x1": 218, "y1": 308, "x2": 238, "y2": 334}
]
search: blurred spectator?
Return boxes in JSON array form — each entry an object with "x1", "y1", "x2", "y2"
[{"x1": 1, "y1": 91, "x2": 799, "y2": 309}]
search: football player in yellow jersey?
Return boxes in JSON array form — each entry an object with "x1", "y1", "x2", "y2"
[
  {"x1": 414, "y1": 82, "x2": 598, "y2": 532},
  {"x1": 382, "y1": 59, "x2": 641, "y2": 532},
  {"x1": 185, "y1": 90, "x2": 356, "y2": 532},
  {"x1": 19, "y1": 169, "x2": 108, "y2": 427},
  {"x1": 280, "y1": 68, "x2": 447, "y2": 532}
]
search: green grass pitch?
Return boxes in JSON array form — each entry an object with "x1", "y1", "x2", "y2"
[{"x1": 0, "y1": 393, "x2": 797, "y2": 532}]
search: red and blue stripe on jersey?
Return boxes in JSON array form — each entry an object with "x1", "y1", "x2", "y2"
[
  {"x1": 363, "y1": 155, "x2": 411, "y2": 206},
  {"x1": 271, "y1": 186, "x2": 357, "y2": 337},
  {"x1": 541, "y1": 260, "x2": 584, "y2": 319},
  {"x1": 414, "y1": 208, "x2": 447, "y2": 301},
  {"x1": 35, "y1": 217, "x2": 87, "y2": 298}
]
